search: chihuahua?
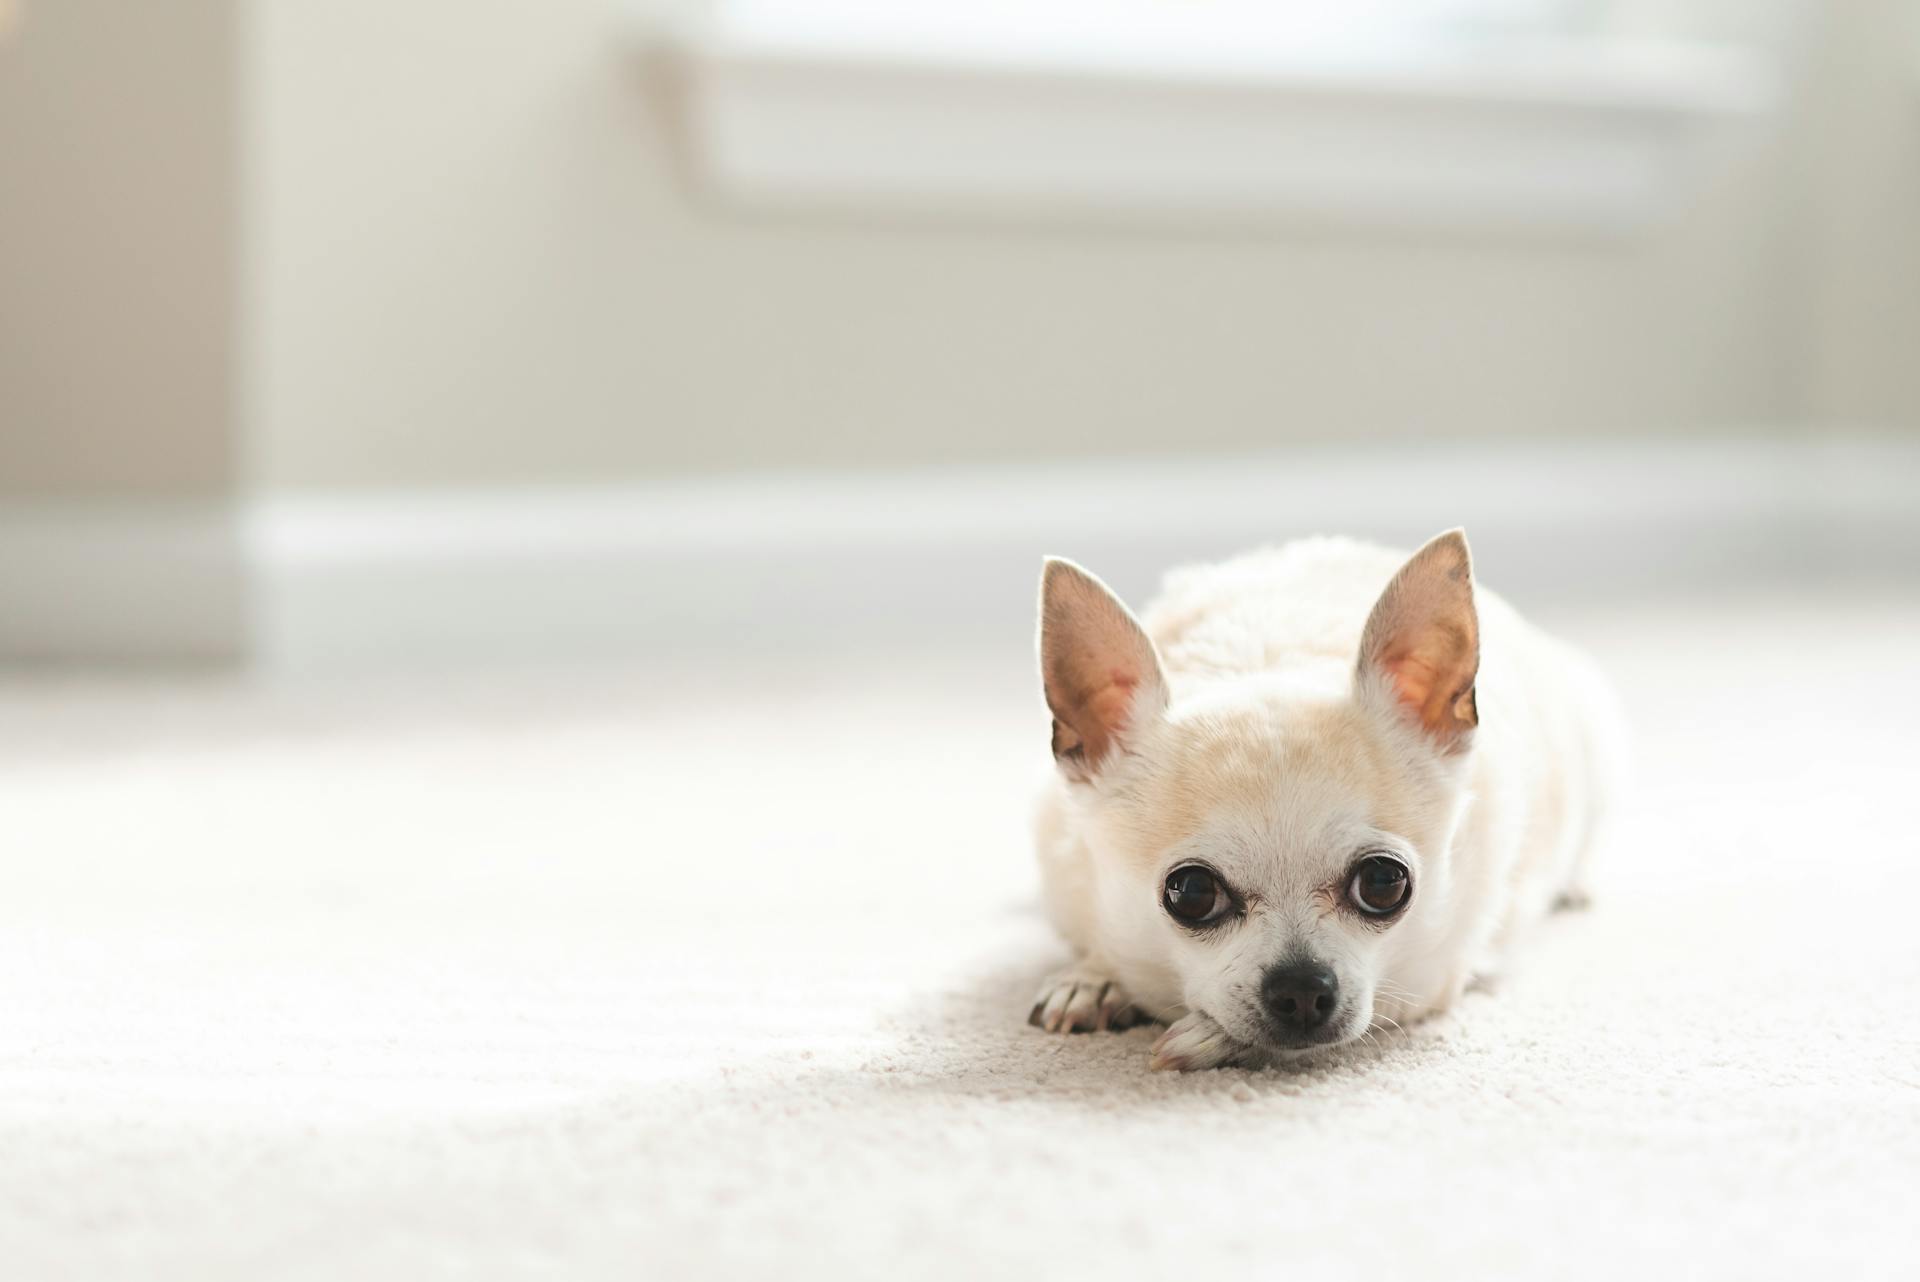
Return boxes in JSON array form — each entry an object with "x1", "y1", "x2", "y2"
[{"x1": 1029, "y1": 530, "x2": 1624, "y2": 1070}]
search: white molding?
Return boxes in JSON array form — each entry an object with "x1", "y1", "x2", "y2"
[
  {"x1": 9, "y1": 440, "x2": 1911, "y2": 672},
  {"x1": 649, "y1": 4, "x2": 1775, "y2": 230},
  {"x1": 249, "y1": 437, "x2": 1920, "y2": 676},
  {"x1": 0, "y1": 501, "x2": 247, "y2": 664}
]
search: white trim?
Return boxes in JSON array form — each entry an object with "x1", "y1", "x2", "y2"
[
  {"x1": 647, "y1": 3, "x2": 1774, "y2": 230},
  {"x1": 0, "y1": 501, "x2": 247, "y2": 664},
  {"x1": 248, "y1": 437, "x2": 1920, "y2": 676},
  {"x1": 8, "y1": 440, "x2": 1911, "y2": 672}
]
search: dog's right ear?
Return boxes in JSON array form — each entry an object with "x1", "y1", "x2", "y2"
[{"x1": 1038, "y1": 558, "x2": 1169, "y2": 782}]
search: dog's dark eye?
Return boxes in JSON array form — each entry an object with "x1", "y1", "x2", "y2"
[
  {"x1": 1348, "y1": 855, "x2": 1412, "y2": 916},
  {"x1": 1163, "y1": 865, "x2": 1231, "y2": 925}
]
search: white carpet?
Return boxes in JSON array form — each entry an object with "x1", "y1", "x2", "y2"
[{"x1": 3, "y1": 594, "x2": 1917, "y2": 1280}]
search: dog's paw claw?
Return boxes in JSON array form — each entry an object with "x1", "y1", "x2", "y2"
[
  {"x1": 1030, "y1": 968, "x2": 1141, "y2": 1034},
  {"x1": 1149, "y1": 1011, "x2": 1250, "y2": 1072}
]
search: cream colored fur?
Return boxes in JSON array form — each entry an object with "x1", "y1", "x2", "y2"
[{"x1": 1031, "y1": 533, "x2": 1626, "y2": 1070}]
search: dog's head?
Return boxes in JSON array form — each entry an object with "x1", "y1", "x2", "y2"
[{"x1": 1038, "y1": 531, "x2": 1480, "y2": 1054}]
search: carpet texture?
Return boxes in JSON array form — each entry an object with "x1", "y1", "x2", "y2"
[{"x1": 2, "y1": 596, "x2": 1916, "y2": 1280}]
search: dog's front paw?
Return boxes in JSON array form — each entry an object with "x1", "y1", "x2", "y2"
[
  {"x1": 1148, "y1": 1011, "x2": 1253, "y2": 1071},
  {"x1": 1029, "y1": 966, "x2": 1142, "y2": 1033}
]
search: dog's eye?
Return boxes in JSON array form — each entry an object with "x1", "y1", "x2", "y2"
[
  {"x1": 1163, "y1": 866, "x2": 1231, "y2": 925},
  {"x1": 1348, "y1": 855, "x2": 1412, "y2": 916}
]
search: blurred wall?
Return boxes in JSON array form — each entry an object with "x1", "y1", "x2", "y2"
[
  {"x1": 1800, "y1": 0, "x2": 1920, "y2": 429},
  {"x1": 3, "y1": 3, "x2": 1915, "y2": 503},
  {"x1": 245, "y1": 0, "x2": 1832, "y2": 491},
  {"x1": 0, "y1": 0, "x2": 240, "y2": 500}
]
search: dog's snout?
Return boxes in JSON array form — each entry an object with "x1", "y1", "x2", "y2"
[{"x1": 1260, "y1": 962, "x2": 1338, "y2": 1033}]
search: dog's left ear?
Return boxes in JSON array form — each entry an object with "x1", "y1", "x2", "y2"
[
  {"x1": 1356, "y1": 529, "x2": 1480, "y2": 752},
  {"x1": 1039, "y1": 558, "x2": 1169, "y2": 781}
]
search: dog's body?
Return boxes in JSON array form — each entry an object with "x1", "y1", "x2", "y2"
[{"x1": 1031, "y1": 533, "x2": 1624, "y2": 1070}]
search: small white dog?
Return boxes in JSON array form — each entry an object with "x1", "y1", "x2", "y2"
[{"x1": 1029, "y1": 530, "x2": 1624, "y2": 1070}]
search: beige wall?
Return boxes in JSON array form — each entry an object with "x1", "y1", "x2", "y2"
[
  {"x1": 3, "y1": 3, "x2": 1913, "y2": 500},
  {"x1": 0, "y1": 0, "x2": 240, "y2": 500},
  {"x1": 246, "y1": 0, "x2": 1822, "y2": 490},
  {"x1": 1799, "y1": 0, "x2": 1920, "y2": 429}
]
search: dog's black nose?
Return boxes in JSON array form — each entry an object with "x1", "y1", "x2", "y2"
[{"x1": 1261, "y1": 962, "x2": 1338, "y2": 1033}]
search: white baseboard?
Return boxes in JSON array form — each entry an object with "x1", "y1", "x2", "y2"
[
  {"x1": 247, "y1": 436, "x2": 1920, "y2": 676},
  {"x1": 4, "y1": 439, "x2": 1911, "y2": 673},
  {"x1": 0, "y1": 501, "x2": 247, "y2": 665}
]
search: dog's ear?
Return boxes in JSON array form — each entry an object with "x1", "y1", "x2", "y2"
[
  {"x1": 1039, "y1": 558, "x2": 1169, "y2": 781},
  {"x1": 1356, "y1": 529, "x2": 1480, "y2": 752}
]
